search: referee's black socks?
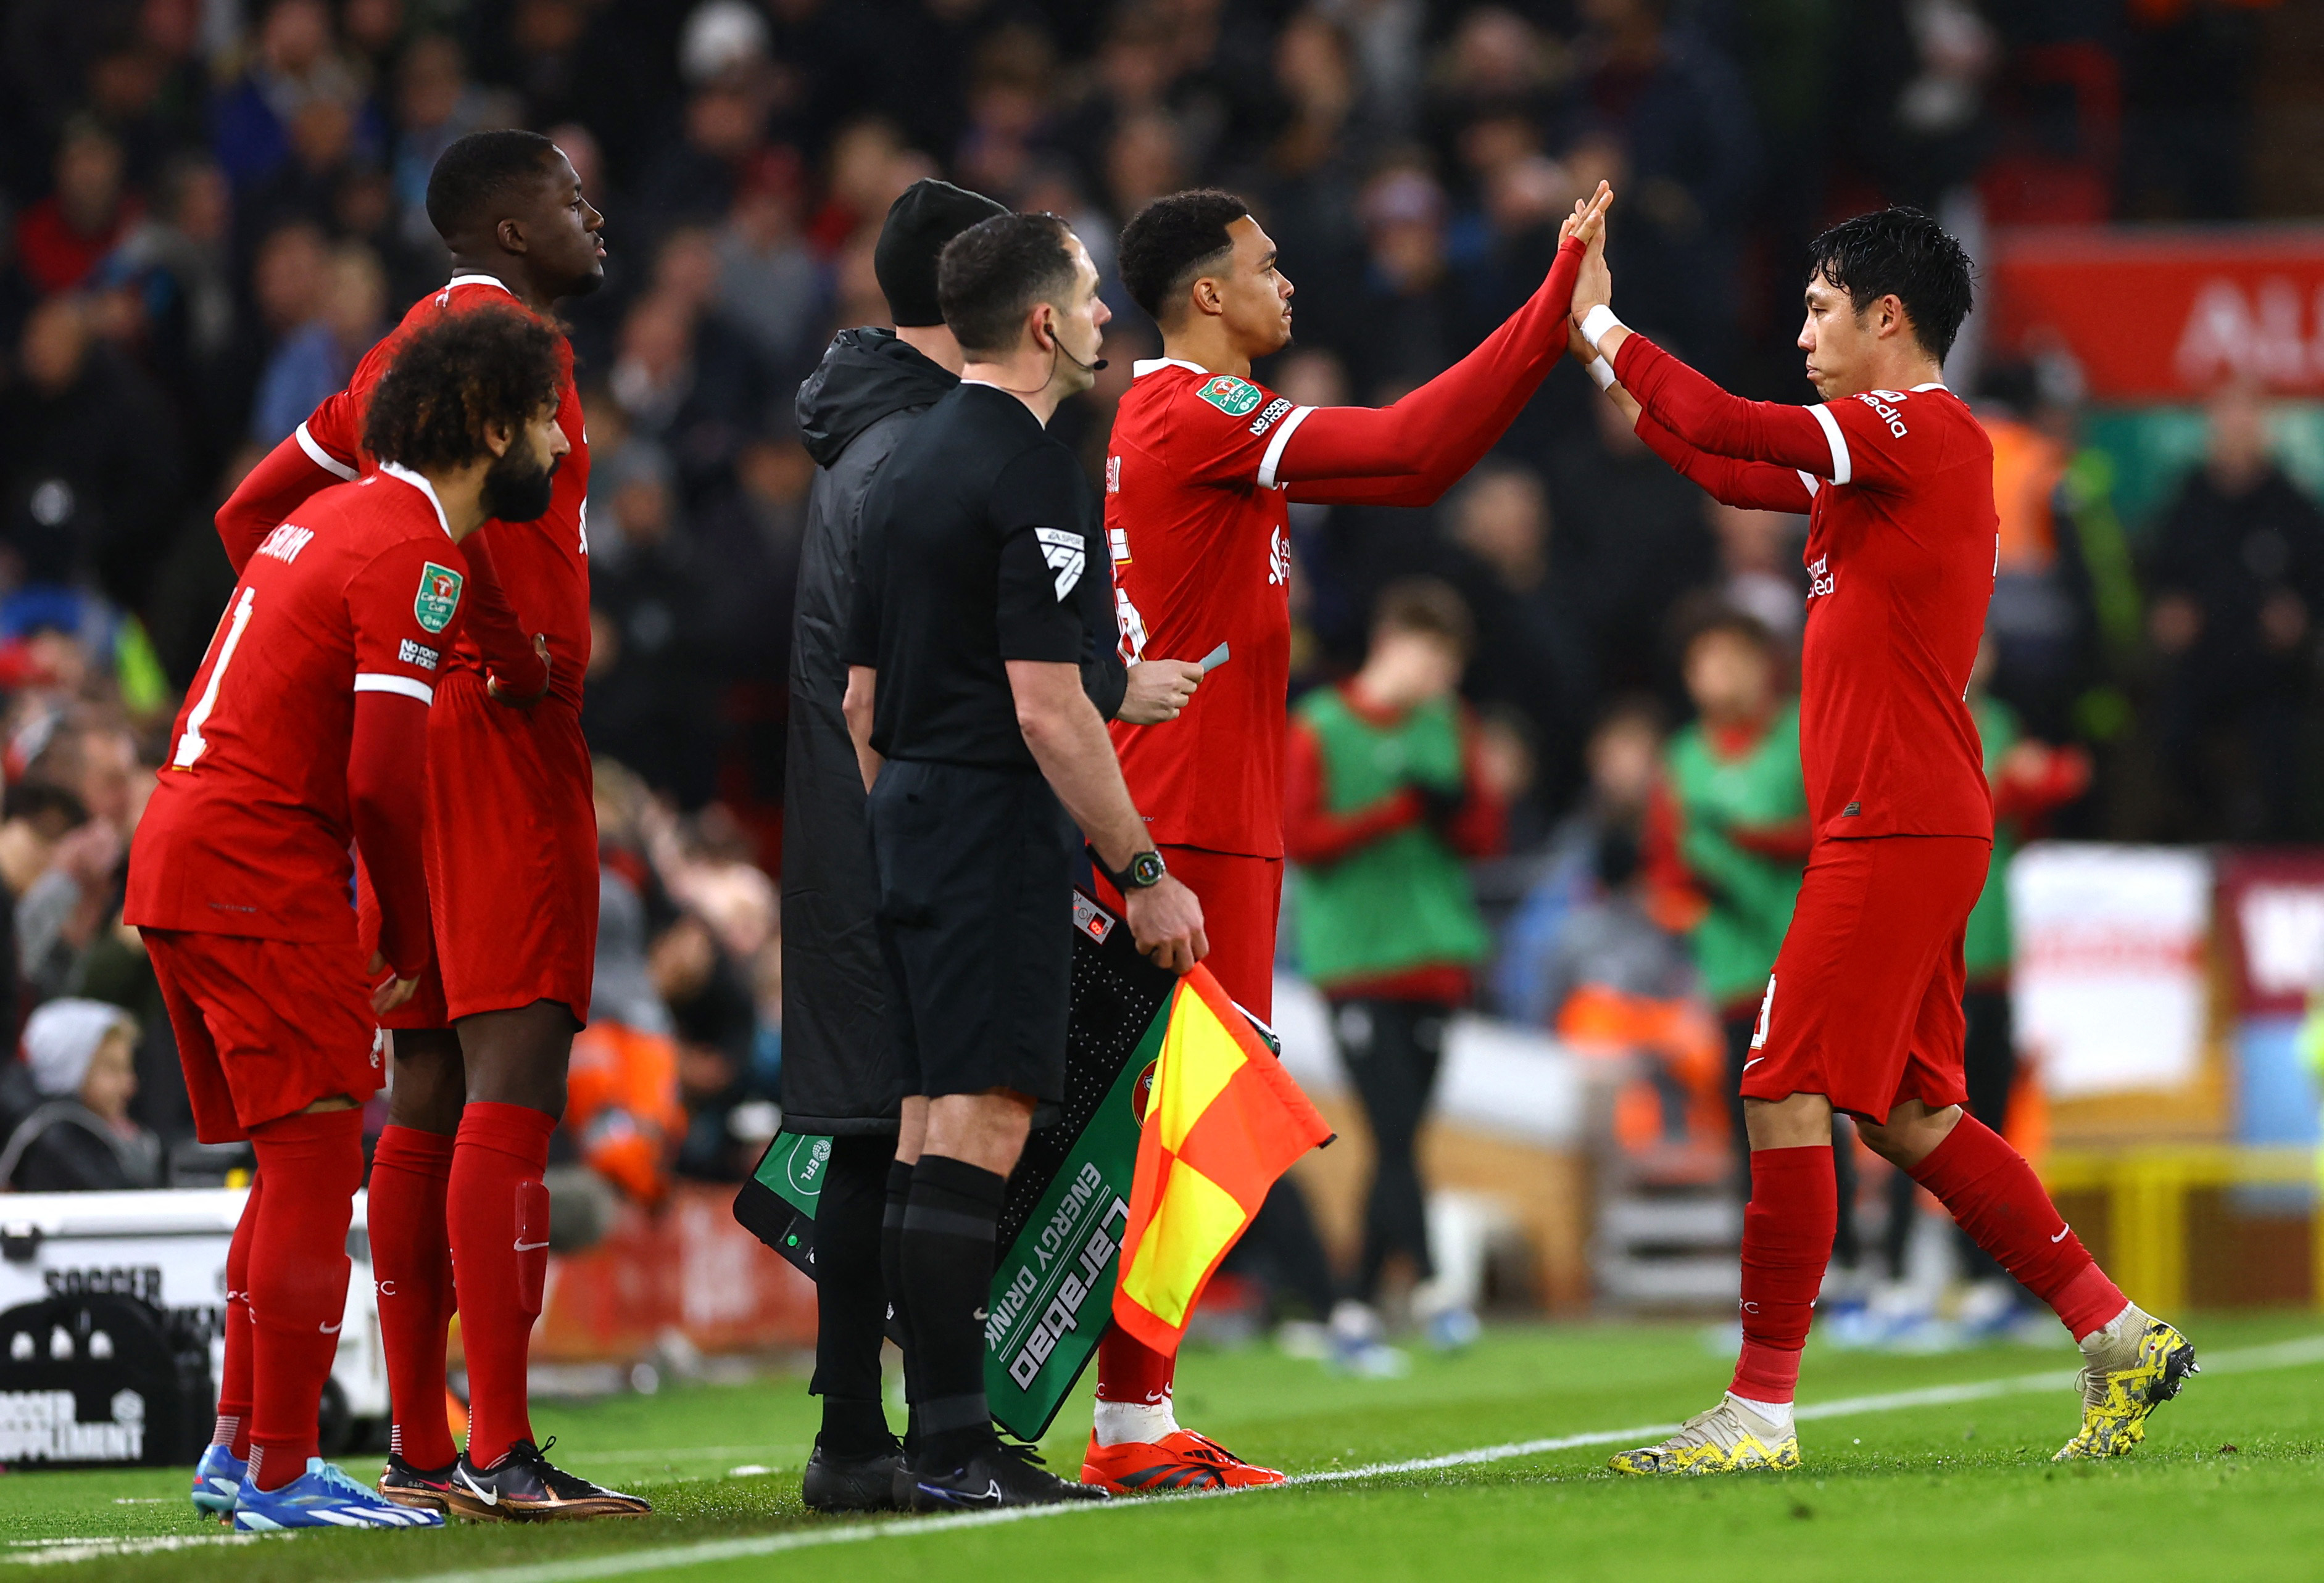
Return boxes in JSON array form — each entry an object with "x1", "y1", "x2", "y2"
[
  {"x1": 900, "y1": 1154, "x2": 1007, "y2": 1469},
  {"x1": 809, "y1": 1135, "x2": 897, "y2": 1458},
  {"x1": 882, "y1": 1157, "x2": 919, "y2": 1450}
]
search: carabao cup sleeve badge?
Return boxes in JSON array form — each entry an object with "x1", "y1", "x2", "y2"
[
  {"x1": 415, "y1": 563, "x2": 465, "y2": 634},
  {"x1": 1195, "y1": 374, "x2": 1263, "y2": 416}
]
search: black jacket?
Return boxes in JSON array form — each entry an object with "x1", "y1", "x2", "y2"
[{"x1": 782, "y1": 330, "x2": 1126, "y2": 1132}]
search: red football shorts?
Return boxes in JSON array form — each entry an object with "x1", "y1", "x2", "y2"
[
  {"x1": 143, "y1": 928, "x2": 384, "y2": 1143},
  {"x1": 361, "y1": 672, "x2": 597, "y2": 1029},
  {"x1": 1160, "y1": 846, "x2": 1283, "y2": 1022},
  {"x1": 1740, "y1": 834, "x2": 1991, "y2": 1123}
]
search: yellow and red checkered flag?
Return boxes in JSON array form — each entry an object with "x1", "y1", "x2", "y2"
[{"x1": 1111, "y1": 965, "x2": 1332, "y2": 1355}]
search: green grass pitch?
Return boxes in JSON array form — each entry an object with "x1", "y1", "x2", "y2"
[{"x1": 6, "y1": 1312, "x2": 2323, "y2": 1582}]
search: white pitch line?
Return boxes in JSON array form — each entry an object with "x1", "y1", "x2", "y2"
[{"x1": 383, "y1": 1333, "x2": 2324, "y2": 1583}]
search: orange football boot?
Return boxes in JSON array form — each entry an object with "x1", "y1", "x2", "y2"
[{"x1": 1079, "y1": 1428, "x2": 1286, "y2": 1493}]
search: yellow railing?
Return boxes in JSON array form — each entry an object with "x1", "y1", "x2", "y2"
[{"x1": 2041, "y1": 1146, "x2": 2322, "y2": 1313}]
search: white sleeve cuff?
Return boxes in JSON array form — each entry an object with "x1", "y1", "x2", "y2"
[
  {"x1": 1256, "y1": 405, "x2": 1314, "y2": 491},
  {"x1": 296, "y1": 421, "x2": 360, "y2": 482},
  {"x1": 1808, "y1": 404, "x2": 1853, "y2": 486},
  {"x1": 353, "y1": 673, "x2": 434, "y2": 705},
  {"x1": 1588, "y1": 357, "x2": 1619, "y2": 392},
  {"x1": 1579, "y1": 304, "x2": 1622, "y2": 353}
]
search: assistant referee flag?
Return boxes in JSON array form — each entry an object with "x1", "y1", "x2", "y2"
[{"x1": 1113, "y1": 966, "x2": 1332, "y2": 1355}]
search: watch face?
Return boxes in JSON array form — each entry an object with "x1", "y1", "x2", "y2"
[{"x1": 1131, "y1": 850, "x2": 1166, "y2": 888}]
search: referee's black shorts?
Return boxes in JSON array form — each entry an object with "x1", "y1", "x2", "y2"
[{"x1": 866, "y1": 758, "x2": 1074, "y2": 1104}]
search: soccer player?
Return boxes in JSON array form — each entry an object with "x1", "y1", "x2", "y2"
[
  {"x1": 135, "y1": 307, "x2": 568, "y2": 1530},
  {"x1": 1569, "y1": 204, "x2": 2194, "y2": 1472},
  {"x1": 1081, "y1": 181, "x2": 1610, "y2": 1492},
  {"x1": 211, "y1": 130, "x2": 644, "y2": 1518}
]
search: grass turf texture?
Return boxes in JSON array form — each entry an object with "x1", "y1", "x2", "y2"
[{"x1": 6, "y1": 1312, "x2": 2322, "y2": 1582}]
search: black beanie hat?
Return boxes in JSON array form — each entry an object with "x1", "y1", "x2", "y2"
[{"x1": 874, "y1": 179, "x2": 1011, "y2": 327}]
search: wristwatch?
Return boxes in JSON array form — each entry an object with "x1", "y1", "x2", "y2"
[{"x1": 1103, "y1": 848, "x2": 1168, "y2": 892}]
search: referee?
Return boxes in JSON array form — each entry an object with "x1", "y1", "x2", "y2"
[{"x1": 842, "y1": 210, "x2": 1205, "y2": 1509}]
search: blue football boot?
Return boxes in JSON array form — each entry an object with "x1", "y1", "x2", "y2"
[
  {"x1": 191, "y1": 1442, "x2": 246, "y2": 1518},
  {"x1": 233, "y1": 1458, "x2": 446, "y2": 1530}
]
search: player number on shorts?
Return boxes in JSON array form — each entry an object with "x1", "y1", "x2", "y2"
[
  {"x1": 1749, "y1": 975, "x2": 1775, "y2": 1051},
  {"x1": 173, "y1": 587, "x2": 255, "y2": 769}
]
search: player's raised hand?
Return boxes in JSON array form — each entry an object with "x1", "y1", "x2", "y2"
[
  {"x1": 1560, "y1": 181, "x2": 1614, "y2": 249},
  {"x1": 1573, "y1": 210, "x2": 1615, "y2": 320},
  {"x1": 1125, "y1": 872, "x2": 1207, "y2": 973},
  {"x1": 1119, "y1": 659, "x2": 1203, "y2": 724}
]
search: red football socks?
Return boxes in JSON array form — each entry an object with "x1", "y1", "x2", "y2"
[
  {"x1": 213, "y1": 1170, "x2": 259, "y2": 1460},
  {"x1": 245, "y1": 1109, "x2": 364, "y2": 1492},
  {"x1": 1909, "y1": 1115, "x2": 2127, "y2": 1339},
  {"x1": 1094, "y1": 1321, "x2": 1175, "y2": 1407},
  {"x1": 1730, "y1": 1144, "x2": 1836, "y2": 1404},
  {"x1": 369, "y1": 1124, "x2": 459, "y2": 1469},
  {"x1": 447, "y1": 1101, "x2": 556, "y2": 1465}
]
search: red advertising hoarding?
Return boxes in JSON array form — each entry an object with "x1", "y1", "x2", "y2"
[{"x1": 1988, "y1": 226, "x2": 2324, "y2": 400}]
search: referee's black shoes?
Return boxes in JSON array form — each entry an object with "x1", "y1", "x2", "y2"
[
  {"x1": 908, "y1": 1440, "x2": 1110, "y2": 1510},
  {"x1": 801, "y1": 1435, "x2": 908, "y2": 1512}
]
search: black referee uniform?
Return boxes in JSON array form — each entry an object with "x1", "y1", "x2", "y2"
[{"x1": 844, "y1": 379, "x2": 1111, "y2": 1106}]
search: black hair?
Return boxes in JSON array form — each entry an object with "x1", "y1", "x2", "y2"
[
  {"x1": 937, "y1": 212, "x2": 1077, "y2": 357},
  {"x1": 425, "y1": 129, "x2": 560, "y2": 245},
  {"x1": 1804, "y1": 207, "x2": 1973, "y2": 363},
  {"x1": 1117, "y1": 189, "x2": 1251, "y2": 322},
  {"x1": 362, "y1": 307, "x2": 565, "y2": 472},
  {"x1": 2, "y1": 780, "x2": 86, "y2": 830}
]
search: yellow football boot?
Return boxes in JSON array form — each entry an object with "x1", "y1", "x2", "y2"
[
  {"x1": 1610, "y1": 1395, "x2": 1800, "y2": 1476},
  {"x1": 2054, "y1": 1310, "x2": 2198, "y2": 1461}
]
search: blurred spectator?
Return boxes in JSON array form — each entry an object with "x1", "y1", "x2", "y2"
[
  {"x1": 1352, "y1": 162, "x2": 1461, "y2": 400},
  {"x1": 1495, "y1": 696, "x2": 1664, "y2": 1023},
  {"x1": 649, "y1": 909, "x2": 758, "y2": 1181},
  {"x1": 0, "y1": 998, "x2": 159, "y2": 1191},
  {"x1": 1706, "y1": 502, "x2": 1805, "y2": 646},
  {"x1": 2144, "y1": 379, "x2": 2324, "y2": 841},
  {"x1": 210, "y1": 0, "x2": 380, "y2": 192},
  {"x1": 97, "y1": 155, "x2": 241, "y2": 455},
  {"x1": 1641, "y1": 605, "x2": 1811, "y2": 1185},
  {"x1": 716, "y1": 151, "x2": 827, "y2": 378},
  {"x1": 250, "y1": 242, "x2": 387, "y2": 447},
  {"x1": 19, "y1": 724, "x2": 139, "y2": 1005},
  {"x1": 15, "y1": 121, "x2": 139, "y2": 296},
  {"x1": 1437, "y1": 461, "x2": 1597, "y2": 818},
  {"x1": 1546, "y1": 385, "x2": 1719, "y2": 698},
  {"x1": 583, "y1": 446, "x2": 721, "y2": 806},
  {"x1": 0, "y1": 782, "x2": 89, "y2": 1049},
  {"x1": 391, "y1": 35, "x2": 507, "y2": 249},
  {"x1": 0, "y1": 295, "x2": 183, "y2": 608},
  {"x1": 1567, "y1": 0, "x2": 1760, "y2": 379},
  {"x1": 1285, "y1": 579, "x2": 1506, "y2": 1344}
]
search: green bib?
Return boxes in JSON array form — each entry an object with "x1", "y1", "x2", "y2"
[
  {"x1": 1963, "y1": 696, "x2": 2016, "y2": 979},
  {"x1": 1288, "y1": 688, "x2": 1490, "y2": 990},
  {"x1": 1664, "y1": 706, "x2": 1807, "y2": 1006}
]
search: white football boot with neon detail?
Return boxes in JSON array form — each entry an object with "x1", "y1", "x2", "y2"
[{"x1": 1609, "y1": 1393, "x2": 1800, "y2": 1476}]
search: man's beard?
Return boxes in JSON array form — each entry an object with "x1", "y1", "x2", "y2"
[{"x1": 481, "y1": 447, "x2": 558, "y2": 523}]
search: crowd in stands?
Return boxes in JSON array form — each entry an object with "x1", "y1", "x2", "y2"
[{"x1": 0, "y1": 0, "x2": 2317, "y2": 1220}]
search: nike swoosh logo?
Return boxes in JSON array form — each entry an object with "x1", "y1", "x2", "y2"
[
  {"x1": 972, "y1": 1308, "x2": 989, "y2": 1321},
  {"x1": 1743, "y1": 1058, "x2": 1764, "y2": 1070},
  {"x1": 514, "y1": 1239, "x2": 550, "y2": 1252},
  {"x1": 457, "y1": 1468, "x2": 499, "y2": 1506},
  {"x1": 2051, "y1": 1226, "x2": 2071, "y2": 1243},
  {"x1": 320, "y1": 1321, "x2": 342, "y2": 1334},
  {"x1": 917, "y1": 1479, "x2": 1003, "y2": 1507}
]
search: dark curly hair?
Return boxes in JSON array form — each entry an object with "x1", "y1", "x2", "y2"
[
  {"x1": 1118, "y1": 189, "x2": 1250, "y2": 323},
  {"x1": 1806, "y1": 207, "x2": 1975, "y2": 363},
  {"x1": 362, "y1": 307, "x2": 564, "y2": 472}
]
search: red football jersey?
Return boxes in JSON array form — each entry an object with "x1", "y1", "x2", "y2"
[
  {"x1": 126, "y1": 466, "x2": 470, "y2": 943},
  {"x1": 1105, "y1": 359, "x2": 1307, "y2": 859},
  {"x1": 1615, "y1": 334, "x2": 1997, "y2": 842},
  {"x1": 299, "y1": 274, "x2": 591, "y2": 708}
]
